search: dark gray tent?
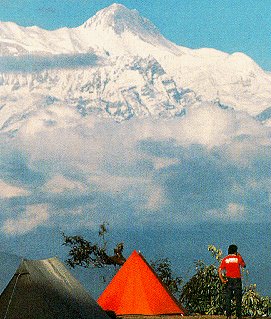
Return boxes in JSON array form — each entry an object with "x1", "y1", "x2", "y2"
[{"x1": 0, "y1": 257, "x2": 110, "y2": 319}]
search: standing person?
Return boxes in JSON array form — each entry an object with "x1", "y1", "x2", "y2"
[{"x1": 218, "y1": 244, "x2": 246, "y2": 319}]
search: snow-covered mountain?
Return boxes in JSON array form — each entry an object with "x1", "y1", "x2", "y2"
[
  {"x1": 1, "y1": 3, "x2": 271, "y2": 133},
  {"x1": 0, "y1": 3, "x2": 184, "y2": 57},
  {"x1": 0, "y1": 56, "x2": 198, "y2": 134}
]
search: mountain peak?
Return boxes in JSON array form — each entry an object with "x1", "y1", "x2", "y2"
[
  {"x1": 104, "y1": 3, "x2": 128, "y2": 12},
  {"x1": 93, "y1": 3, "x2": 129, "y2": 17},
  {"x1": 81, "y1": 3, "x2": 160, "y2": 37}
]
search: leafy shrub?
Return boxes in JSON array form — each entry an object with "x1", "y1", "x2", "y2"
[
  {"x1": 242, "y1": 284, "x2": 271, "y2": 317},
  {"x1": 180, "y1": 260, "x2": 224, "y2": 314},
  {"x1": 150, "y1": 258, "x2": 183, "y2": 299}
]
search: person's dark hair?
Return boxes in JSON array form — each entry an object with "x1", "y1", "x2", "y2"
[{"x1": 228, "y1": 244, "x2": 238, "y2": 254}]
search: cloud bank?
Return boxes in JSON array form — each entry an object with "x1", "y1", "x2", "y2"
[
  {"x1": 1, "y1": 204, "x2": 49, "y2": 235},
  {"x1": 0, "y1": 53, "x2": 100, "y2": 73},
  {"x1": 1, "y1": 103, "x2": 271, "y2": 235}
]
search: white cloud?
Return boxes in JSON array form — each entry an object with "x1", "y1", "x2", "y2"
[
  {"x1": 2, "y1": 204, "x2": 49, "y2": 235},
  {"x1": 44, "y1": 175, "x2": 87, "y2": 193},
  {"x1": 90, "y1": 174, "x2": 149, "y2": 194},
  {"x1": 179, "y1": 104, "x2": 237, "y2": 147},
  {"x1": 206, "y1": 203, "x2": 245, "y2": 222},
  {"x1": 0, "y1": 180, "x2": 29, "y2": 198},
  {"x1": 141, "y1": 186, "x2": 167, "y2": 211},
  {"x1": 227, "y1": 202, "x2": 245, "y2": 219},
  {"x1": 152, "y1": 157, "x2": 179, "y2": 169},
  {"x1": 19, "y1": 105, "x2": 82, "y2": 136}
]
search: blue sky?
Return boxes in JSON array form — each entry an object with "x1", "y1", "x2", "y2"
[{"x1": 1, "y1": 0, "x2": 271, "y2": 70}]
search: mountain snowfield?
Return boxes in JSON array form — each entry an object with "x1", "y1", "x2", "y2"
[{"x1": 0, "y1": 3, "x2": 271, "y2": 133}]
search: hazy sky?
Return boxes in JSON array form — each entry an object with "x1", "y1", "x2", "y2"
[{"x1": 1, "y1": 0, "x2": 271, "y2": 70}]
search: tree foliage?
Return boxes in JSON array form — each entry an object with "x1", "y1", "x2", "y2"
[
  {"x1": 150, "y1": 258, "x2": 183, "y2": 299},
  {"x1": 62, "y1": 222, "x2": 126, "y2": 268},
  {"x1": 242, "y1": 284, "x2": 271, "y2": 317},
  {"x1": 180, "y1": 260, "x2": 224, "y2": 314}
]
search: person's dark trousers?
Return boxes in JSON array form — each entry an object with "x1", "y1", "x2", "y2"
[{"x1": 225, "y1": 277, "x2": 242, "y2": 318}]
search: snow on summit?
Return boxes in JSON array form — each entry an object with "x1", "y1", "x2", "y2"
[
  {"x1": 76, "y1": 3, "x2": 183, "y2": 56},
  {"x1": 82, "y1": 3, "x2": 160, "y2": 36}
]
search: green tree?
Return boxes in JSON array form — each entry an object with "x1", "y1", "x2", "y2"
[
  {"x1": 150, "y1": 258, "x2": 183, "y2": 299},
  {"x1": 242, "y1": 284, "x2": 271, "y2": 317},
  {"x1": 180, "y1": 259, "x2": 224, "y2": 314},
  {"x1": 62, "y1": 222, "x2": 126, "y2": 268},
  {"x1": 180, "y1": 245, "x2": 224, "y2": 314}
]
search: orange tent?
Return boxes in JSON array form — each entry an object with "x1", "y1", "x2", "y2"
[{"x1": 97, "y1": 250, "x2": 185, "y2": 316}]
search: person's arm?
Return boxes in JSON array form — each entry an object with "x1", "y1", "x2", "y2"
[
  {"x1": 218, "y1": 266, "x2": 228, "y2": 284},
  {"x1": 238, "y1": 253, "x2": 246, "y2": 268}
]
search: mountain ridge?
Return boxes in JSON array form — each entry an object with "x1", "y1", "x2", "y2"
[{"x1": 1, "y1": 3, "x2": 271, "y2": 132}]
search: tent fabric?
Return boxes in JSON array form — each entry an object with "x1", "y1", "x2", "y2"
[
  {"x1": 0, "y1": 257, "x2": 109, "y2": 319},
  {"x1": 97, "y1": 250, "x2": 185, "y2": 316}
]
